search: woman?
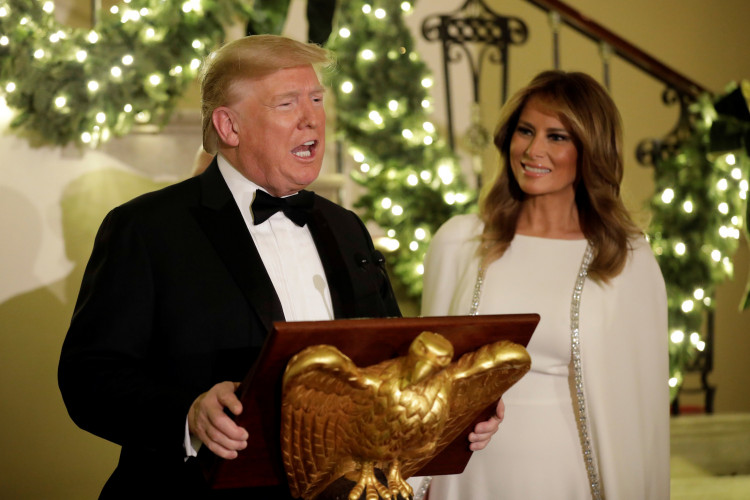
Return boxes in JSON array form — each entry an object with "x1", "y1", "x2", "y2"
[{"x1": 420, "y1": 71, "x2": 669, "y2": 499}]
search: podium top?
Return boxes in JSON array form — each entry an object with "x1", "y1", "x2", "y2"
[{"x1": 200, "y1": 313, "x2": 539, "y2": 490}]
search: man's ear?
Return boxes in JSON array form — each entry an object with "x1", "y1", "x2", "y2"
[{"x1": 212, "y1": 106, "x2": 240, "y2": 148}]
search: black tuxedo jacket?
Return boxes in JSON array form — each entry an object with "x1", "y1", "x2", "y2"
[{"x1": 58, "y1": 160, "x2": 401, "y2": 498}]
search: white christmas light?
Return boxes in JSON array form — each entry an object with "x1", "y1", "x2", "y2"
[
  {"x1": 388, "y1": 100, "x2": 399, "y2": 111},
  {"x1": 682, "y1": 200, "x2": 693, "y2": 213},
  {"x1": 369, "y1": 110, "x2": 383, "y2": 125},
  {"x1": 438, "y1": 163, "x2": 454, "y2": 184},
  {"x1": 76, "y1": 50, "x2": 87, "y2": 62},
  {"x1": 341, "y1": 81, "x2": 353, "y2": 93},
  {"x1": 374, "y1": 8, "x2": 386, "y2": 19},
  {"x1": 339, "y1": 28, "x2": 351, "y2": 38},
  {"x1": 54, "y1": 96, "x2": 66, "y2": 108},
  {"x1": 392, "y1": 205, "x2": 403, "y2": 216},
  {"x1": 407, "y1": 174, "x2": 418, "y2": 186},
  {"x1": 670, "y1": 330, "x2": 685, "y2": 343},
  {"x1": 88, "y1": 80, "x2": 99, "y2": 91},
  {"x1": 381, "y1": 197, "x2": 392, "y2": 209},
  {"x1": 415, "y1": 228, "x2": 426, "y2": 240},
  {"x1": 726, "y1": 153, "x2": 736, "y2": 165},
  {"x1": 660, "y1": 188, "x2": 674, "y2": 203},
  {"x1": 361, "y1": 49, "x2": 375, "y2": 60}
]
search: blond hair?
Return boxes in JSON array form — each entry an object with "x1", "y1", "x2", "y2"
[
  {"x1": 480, "y1": 70, "x2": 642, "y2": 282},
  {"x1": 200, "y1": 35, "x2": 334, "y2": 153}
]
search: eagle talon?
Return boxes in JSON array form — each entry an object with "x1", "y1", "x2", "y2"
[
  {"x1": 349, "y1": 461, "x2": 392, "y2": 500},
  {"x1": 387, "y1": 459, "x2": 413, "y2": 500}
]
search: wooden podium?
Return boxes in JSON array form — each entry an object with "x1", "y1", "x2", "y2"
[{"x1": 200, "y1": 313, "x2": 539, "y2": 490}]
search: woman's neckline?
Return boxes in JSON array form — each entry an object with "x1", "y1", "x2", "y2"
[{"x1": 513, "y1": 232, "x2": 587, "y2": 242}]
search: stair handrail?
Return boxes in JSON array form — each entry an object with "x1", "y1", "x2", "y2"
[{"x1": 525, "y1": 0, "x2": 709, "y2": 98}]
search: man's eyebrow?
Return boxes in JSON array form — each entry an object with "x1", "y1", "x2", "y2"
[{"x1": 271, "y1": 87, "x2": 326, "y2": 101}]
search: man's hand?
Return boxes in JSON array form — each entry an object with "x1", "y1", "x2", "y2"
[
  {"x1": 188, "y1": 381, "x2": 248, "y2": 459},
  {"x1": 468, "y1": 398, "x2": 505, "y2": 451}
]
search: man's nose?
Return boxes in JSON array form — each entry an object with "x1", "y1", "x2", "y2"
[{"x1": 298, "y1": 101, "x2": 320, "y2": 128}]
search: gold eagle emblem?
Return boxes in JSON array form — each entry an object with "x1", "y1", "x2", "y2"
[{"x1": 280, "y1": 331, "x2": 531, "y2": 500}]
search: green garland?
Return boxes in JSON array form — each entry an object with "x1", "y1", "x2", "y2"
[
  {"x1": 0, "y1": 0, "x2": 252, "y2": 146},
  {"x1": 648, "y1": 81, "x2": 750, "y2": 399},
  {"x1": 326, "y1": 0, "x2": 473, "y2": 297}
]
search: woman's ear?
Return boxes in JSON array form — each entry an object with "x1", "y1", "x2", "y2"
[{"x1": 212, "y1": 106, "x2": 240, "y2": 148}]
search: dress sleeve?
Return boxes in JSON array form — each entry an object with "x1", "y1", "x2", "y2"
[
  {"x1": 586, "y1": 236, "x2": 670, "y2": 499},
  {"x1": 421, "y1": 215, "x2": 481, "y2": 317}
]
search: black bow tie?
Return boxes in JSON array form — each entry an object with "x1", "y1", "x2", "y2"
[{"x1": 251, "y1": 189, "x2": 314, "y2": 226}]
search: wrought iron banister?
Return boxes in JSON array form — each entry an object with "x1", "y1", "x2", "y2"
[{"x1": 525, "y1": 0, "x2": 709, "y2": 98}]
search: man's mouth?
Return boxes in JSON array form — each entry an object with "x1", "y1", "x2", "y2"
[{"x1": 292, "y1": 140, "x2": 317, "y2": 158}]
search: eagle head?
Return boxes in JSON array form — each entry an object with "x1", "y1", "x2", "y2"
[{"x1": 406, "y1": 331, "x2": 454, "y2": 385}]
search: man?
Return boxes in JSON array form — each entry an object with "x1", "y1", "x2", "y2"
[{"x1": 59, "y1": 35, "x2": 500, "y2": 498}]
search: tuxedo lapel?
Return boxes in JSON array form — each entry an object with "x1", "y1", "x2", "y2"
[
  {"x1": 307, "y1": 204, "x2": 356, "y2": 319},
  {"x1": 192, "y1": 160, "x2": 284, "y2": 332}
]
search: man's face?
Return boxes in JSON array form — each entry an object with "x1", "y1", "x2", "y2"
[{"x1": 226, "y1": 65, "x2": 326, "y2": 197}]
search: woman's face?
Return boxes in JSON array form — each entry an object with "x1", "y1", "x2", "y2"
[{"x1": 509, "y1": 96, "x2": 579, "y2": 203}]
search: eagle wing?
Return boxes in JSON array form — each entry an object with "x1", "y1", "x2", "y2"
[
  {"x1": 280, "y1": 344, "x2": 379, "y2": 500},
  {"x1": 400, "y1": 340, "x2": 531, "y2": 478}
]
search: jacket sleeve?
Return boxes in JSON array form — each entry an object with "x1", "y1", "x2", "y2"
[{"x1": 58, "y1": 207, "x2": 196, "y2": 455}]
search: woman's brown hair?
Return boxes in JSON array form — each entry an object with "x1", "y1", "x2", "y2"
[{"x1": 480, "y1": 70, "x2": 642, "y2": 282}]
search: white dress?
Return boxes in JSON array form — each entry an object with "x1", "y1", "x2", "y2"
[{"x1": 418, "y1": 214, "x2": 669, "y2": 500}]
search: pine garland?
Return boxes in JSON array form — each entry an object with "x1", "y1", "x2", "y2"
[
  {"x1": 648, "y1": 81, "x2": 750, "y2": 398},
  {"x1": 0, "y1": 0, "x2": 252, "y2": 146},
  {"x1": 326, "y1": 0, "x2": 473, "y2": 297}
]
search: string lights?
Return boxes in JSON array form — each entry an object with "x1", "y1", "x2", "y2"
[
  {"x1": 649, "y1": 82, "x2": 750, "y2": 398},
  {"x1": 0, "y1": 0, "x2": 251, "y2": 146},
  {"x1": 327, "y1": 0, "x2": 473, "y2": 297}
]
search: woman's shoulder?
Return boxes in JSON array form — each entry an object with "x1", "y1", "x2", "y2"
[
  {"x1": 432, "y1": 213, "x2": 483, "y2": 244},
  {"x1": 622, "y1": 233, "x2": 665, "y2": 284}
]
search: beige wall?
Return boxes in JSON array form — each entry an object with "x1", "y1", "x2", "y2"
[{"x1": 0, "y1": 0, "x2": 748, "y2": 498}]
